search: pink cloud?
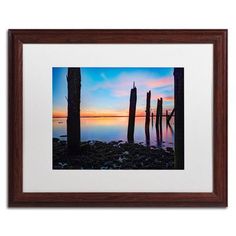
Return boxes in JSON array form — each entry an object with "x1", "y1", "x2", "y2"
[
  {"x1": 145, "y1": 77, "x2": 173, "y2": 88},
  {"x1": 90, "y1": 72, "x2": 174, "y2": 98},
  {"x1": 163, "y1": 96, "x2": 174, "y2": 102}
]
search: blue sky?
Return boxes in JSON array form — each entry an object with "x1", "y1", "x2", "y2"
[{"x1": 53, "y1": 67, "x2": 174, "y2": 117}]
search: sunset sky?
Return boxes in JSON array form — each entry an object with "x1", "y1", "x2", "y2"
[{"x1": 53, "y1": 67, "x2": 174, "y2": 118}]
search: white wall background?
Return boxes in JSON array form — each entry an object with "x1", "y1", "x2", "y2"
[{"x1": 0, "y1": 0, "x2": 234, "y2": 236}]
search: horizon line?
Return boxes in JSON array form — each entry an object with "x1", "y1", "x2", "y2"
[{"x1": 53, "y1": 115, "x2": 172, "y2": 118}]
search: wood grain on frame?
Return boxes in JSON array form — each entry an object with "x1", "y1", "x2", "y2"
[{"x1": 8, "y1": 30, "x2": 227, "y2": 207}]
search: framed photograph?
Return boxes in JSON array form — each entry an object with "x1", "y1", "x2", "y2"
[{"x1": 8, "y1": 29, "x2": 227, "y2": 207}]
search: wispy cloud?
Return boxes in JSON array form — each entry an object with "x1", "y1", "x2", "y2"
[
  {"x1": 100, "y1": 72, "x2": 107, "y2": 80},
  {"x1": 90, "y1": 72, "x2": 174, "y2": 99}
]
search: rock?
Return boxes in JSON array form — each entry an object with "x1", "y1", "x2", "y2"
[
  {"x1": 53, "y1": 138, "x2": 59, "y2": 142},
  {"x1": 58, "y1": 162, "x2": 68, "y2": 168},
  {"x1": 166, "y1": 147, "x2": 174, "y2": 152}
]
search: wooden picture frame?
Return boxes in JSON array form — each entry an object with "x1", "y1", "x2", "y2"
[{"x1": 8, "y1": 29, "x2": 227, "y2": 207}]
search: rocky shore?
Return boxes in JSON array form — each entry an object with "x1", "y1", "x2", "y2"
[{"x1": 53, "y1": 138, "x2": 175, "y2": 169}]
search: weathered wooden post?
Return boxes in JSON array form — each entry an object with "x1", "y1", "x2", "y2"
[
  {"x1": 67, "y1": 68, "x2": 81, "y2": 155},
  {"x1": 155, "y1": 99, "x2": 160, "y2": 128},
  {"x1": 155, "y1": 99, "x2": 160, "y2": 146},
  {"x1": 145, "y1": 125, "x2": 150, "y2": 146},
  {"x1": 145, "y1": 91, "x2": 151, "y2": 127},
  {"x1": 127, "y1": 82, "x2": 137, "y2": 143},
  {"x1": 159, "y1": 98, "x2": 163, "y2": 123},
  {"x1": 167, "y1": 108, "x2": 175, "y2": 124},
  {"x1": 174, "y1": 68, "x2": 184, "y2": 169},
  {"x1": 151, "y1": 112, "x2": 154, "y2": 127},
  {"x1": 166, "y1": 110, "x2": 168, "y2": 125},
  {"x1": 156, "y1": 121, "x2": 160, "y2": 146},
  {"x1": 159, "y1": 97, "x2": 163, "y2": 142},
  {"x1": 155, "y1": 98, "x2": 163, "y2": 145},
  {"x1": 145, "y1": 91, "x2": 151, "y2": 146}
]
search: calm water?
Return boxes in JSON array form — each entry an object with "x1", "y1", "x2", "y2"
[{"x1": 53, "y1": 117, "x2": 174, "y2": 148}]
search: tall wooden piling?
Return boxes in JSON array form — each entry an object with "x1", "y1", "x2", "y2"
[
  {"x1": 174, "y1": 68, "x2": 184, "y2": 169},
  {"x1": 167, "y1": 108, "x2": 175, "y2": 124},
  {"x1": 145, "y1": 91, "x2": 151, "y2": 127},
  {"x1": 155, "y1": 98, "x2": 163, "y2": 127},
  {"x1": 159, "y1": 98, "x2": 163, "y2": 141},
  {"x1": 159, "y1": 97, "x2": 163, "y2": 126},
  {"x1": 155, "y1": 99, "x2": 160, "y2": 127},
  {"x1": 145, "y1": 91, "x2": 151, "y2": 146},
  {"x1": 156, "y1": 121, "x2": 160, "y2": 146},
  {"x1": 151, "y1": 112, "x2": 154, "y2": 127},
  {"x1": 145, "y1": 91, "x2": 151, "y2": 126},
  {"x1": 155, "y1": 98, "x2": 163, "y2": 144},
  {"x1": 127, "y1": 82, "x2": 137, "y2": 143},
  {"x1": 67, "y1": 68, "x2": 81, "y2": 155},
  {"x1": 166, "y1": 110, "x2": 168, "y2": 124},
  {"x1": 145, "y1": 125, "x2": 150, "y2": 146}
]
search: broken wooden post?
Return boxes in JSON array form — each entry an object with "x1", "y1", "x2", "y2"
[
  {"x1": 166, "y1": 110, "x2": 168, "y2": 125},
  {"x1": 67, "y1": 68, "x2": 81, "y2": 155},
  {"x1": 145, "y1": 125, "x2": 150, "y2": 146},
  {"x1": 156, "y1": 122, "x2": 160, "y2": 146},
  {"x1": 160, "y1": 97, "x2": 163, "y2": 142},
  {"x1": 151, "y1": 112, "x2": 154, "y2": 127},
  {"x1": 145, "y1": 91, "x2": 151, "y2": 146},
  {"x1": 145, "y1": 91, "x2": 151, "y2": 127},
  {"x1": 155, "y1": 99, "x2": 161, "y2": 146},
  {"x1": 155, "y1": 99, "x2": 160, "y2": 128},
  {"x1": 127, "y1": 82, "x2": 137, "y2": 143},
  {"x1": 159, "y1": 98, "x2": 163, "y2": 127},
  {"x1": 155, "y1": 98, "x2": 163, "y2": 144},
  {"x1": 174, "y1": 68, "x2": 184, "y2": 169},
  {"x1": 167, "y1": 108, "x2": 175, "y2": 124}
]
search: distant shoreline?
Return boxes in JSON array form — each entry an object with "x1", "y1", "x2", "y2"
[{"x1": 53, "y1": 115, "x2": 172, "y2": 118}]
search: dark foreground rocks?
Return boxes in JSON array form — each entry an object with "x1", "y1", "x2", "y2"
[{"x1": 53, "y1": 139, "x2": 175, "y2": 169}]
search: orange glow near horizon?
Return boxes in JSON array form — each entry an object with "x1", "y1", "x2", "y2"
[
  {"x1": 53, "y1": 97, "x2": 174, "y2": 118},
  {"x1": 53, "y1": 109, "x2": 129, "y2": 118},
  {"x1": 53, "y1": 110, "x2": 67, "y2": 118},
  {"x1": 53, "y1": 107, "x2": 172, "y2": 118}
]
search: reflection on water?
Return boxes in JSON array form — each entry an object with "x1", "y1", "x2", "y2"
[{"x1": 53, "y1": 116, "x2": 174, "y2": 148}]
